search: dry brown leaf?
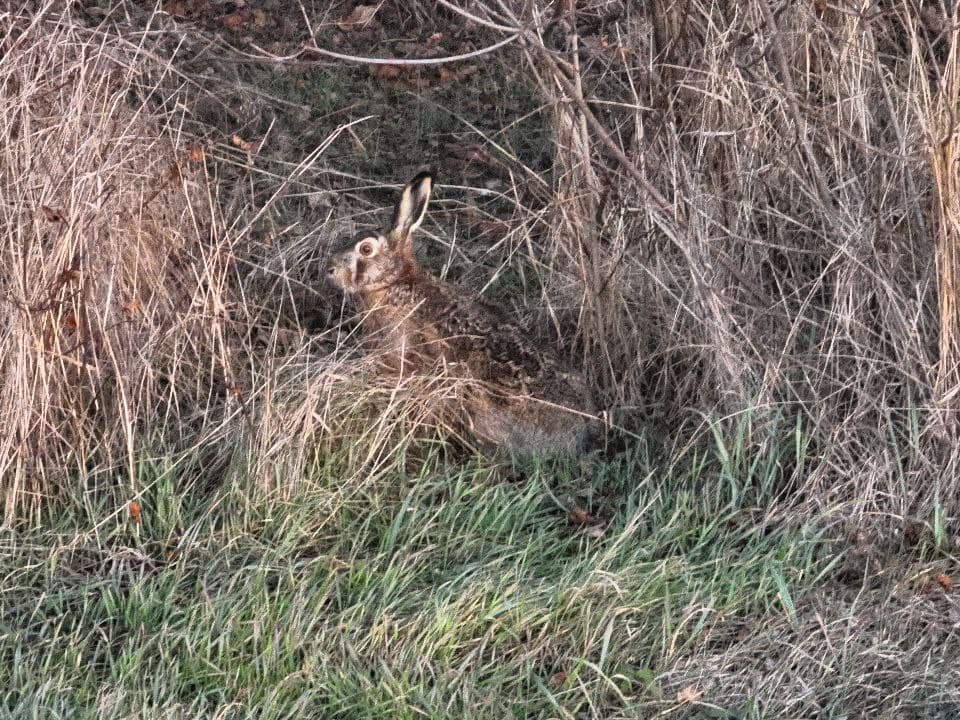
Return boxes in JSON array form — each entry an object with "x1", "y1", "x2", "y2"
[
  {"x1": 230, "y1": 134, "x2": 257, "y2": 153},
  {"x1": 221, "y1": 10, "x2": 251, "y2": 28},
  {"x1": 568, "y1": 507, "x2": 601, "y2": 526},
  {"x1": 368, "y1": 64, "x2": 403, "y2": 80},
  {"x1": 437, "y1": 65, "x2": 478, "y2": 86},
  {"x1": 225, "y1": 380, "x2": 243, "y2": 398},
  {"x1": 337, "y1": 4, "x2": 380, "y2": 31},
  {"x1": 676, "y1": 685, "x2": 703, "y2": 704},
  {"x1": 166, "y1": 1, "x2": 188, "y2": 17},
  {"x1": 438, "y1": 67, "x2": 458, "y2": 85}
]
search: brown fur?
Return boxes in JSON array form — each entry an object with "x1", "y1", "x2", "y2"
[{"x1": 326, "y1": 173, "x2": 597, "y2": 456}]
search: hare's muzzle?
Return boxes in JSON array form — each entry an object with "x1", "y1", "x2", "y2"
[{"x1": 326, "y1": 256, "x2": 356, "y2": 294}]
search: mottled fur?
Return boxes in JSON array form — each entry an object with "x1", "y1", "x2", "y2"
[{"x1": 327, "y1": 172, "x2": 596, "y2": 456}]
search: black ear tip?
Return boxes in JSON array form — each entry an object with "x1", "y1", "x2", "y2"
[{"x1": 410, "y1": 168, "x2": 436, "y2": 187}]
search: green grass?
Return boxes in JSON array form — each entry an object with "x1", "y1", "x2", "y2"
[
  {"x1": 227, "y1": 62, "x2": 551, "y2": 181},
  {"x1": 1, "y1": 413, "x2": 837, "y2": 719}
]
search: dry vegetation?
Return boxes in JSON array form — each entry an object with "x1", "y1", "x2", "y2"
[
  {"x1": 2, "y1": 0, "x2": 960, "y2": 717},
  {"x1": 0, "y1": 13, "x2": 224, "y2": 516}
]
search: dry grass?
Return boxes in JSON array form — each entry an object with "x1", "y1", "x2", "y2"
[
  {"x1": 0, "y1": 6, "x2": 437, "y2": 521},
  {"x1": 470, "y1": 0, "x2": 960, "y2": 525},
  {"x1": 0, "y1": 8, "x2": 223, "y2": 520}
]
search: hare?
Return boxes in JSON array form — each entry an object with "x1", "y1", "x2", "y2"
[{"x1": 326, "y1": 171, "x2": 597, "y2": 457}]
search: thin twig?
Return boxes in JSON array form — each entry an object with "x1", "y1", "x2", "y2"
[
  {"x1": 529, "y1": 42, "x2": 678, "y2": 219},
  {"x1": 261, "y1": 34, "x2": 521, "y2": 66},
  {"x1": 434, "y1": 0, "x2": 519, "y2": 33}
]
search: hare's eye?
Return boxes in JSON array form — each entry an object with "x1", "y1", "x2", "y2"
[{"x1": 358, "y1": 241, "x2": 374, "y2": 257}]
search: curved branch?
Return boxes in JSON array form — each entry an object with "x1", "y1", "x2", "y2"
[{"x1": 299, "y1": 33, "x2": 519, "y2": 66}]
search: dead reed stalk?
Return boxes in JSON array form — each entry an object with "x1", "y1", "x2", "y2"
[{"x1": 923, "y1": 13, "x2": 960, "y2": 426}]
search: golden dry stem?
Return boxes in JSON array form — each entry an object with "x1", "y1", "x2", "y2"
[{"x1": 921, "y1": 11, "x2": 960, "y2": 424}]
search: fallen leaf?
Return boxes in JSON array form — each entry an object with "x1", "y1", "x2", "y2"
[
  {"x1": 221, "y1": 10, "x2": 252, "y2": 28},
  {"x1": 230, "y1": 135, "x2": 253, "y2": 152},
  {"x1": 187, "y1": 145, "x2": 205, "y2": 163},
  {"x1": 164, "y1": 0, "x2": 190, "y2": 18},
  {"x1": 368, "y1": 64, "x2": 403, "y2": 80},
  {"x1": 936, "y1": 574, "x2": 954, "y2": 591},
  {"x1": 40, "y1": 205, "x2": 67, "y2": 224},
  {"x1": 438, "y1": 67, "x2": 458, "y2": 85},
  {"x1": 129, "y1": 500, "x2": 142, "y2": 524},
  {"x1": 436, "y1": 64, "x2": 478, "y2": 86},
  {"x1": 568, "y1": 506, "x2": 600, "y2": 526},
  {"x1": 337, "y1": 4, "x2": 380, "y2": 31},
  {"x1": 676, "y1": 685, "x2": 703, "y2": 704},
  {"x1": 224, "y1": 380, "x2": 242, "y2": 398}
]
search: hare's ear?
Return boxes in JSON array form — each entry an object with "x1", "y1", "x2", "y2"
[{"x1": 389, "y1": 171, "x2": 433, "y2": 247}]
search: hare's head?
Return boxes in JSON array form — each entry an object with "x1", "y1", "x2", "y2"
[{"x1": 327, "y1": 171, "x2": 434, "y2": 296}]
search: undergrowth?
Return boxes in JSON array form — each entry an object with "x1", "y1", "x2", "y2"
[{"x1": 2, "y1": 2, "x2": 960, "y2": 718}]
